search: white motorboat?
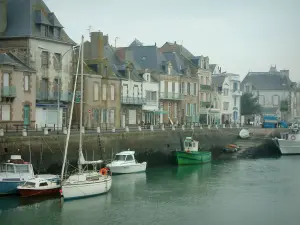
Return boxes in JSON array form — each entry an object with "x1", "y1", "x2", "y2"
[
  {"x1": 17, "y1": 176, "x2": 60, "y2": 197},
  {"x1": 106, "y1": 150, "x2": 147, "y2": 174},
  {"x1": 274, "y1": 131, "x2": 300, "y2": 155},
  {"x1": 60, "y1": 37, "x2": 112, "y2": 200}
]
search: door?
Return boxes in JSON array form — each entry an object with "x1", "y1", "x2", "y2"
[
  {"x1": 128, "y1": 110, "x2": 136, "y2": 125},
  {"x1": 233, "y1": 111, "x2": 238, "y2": 122},
  {"x1": 23, "y1": 105, "x2": 30, "y2": 127},
  {"x1": 122, "y1": 114, "x2": 126, "y2": 128},
  {"x1": 3, "y1": 73, "x2": 9, "y2": 86}
]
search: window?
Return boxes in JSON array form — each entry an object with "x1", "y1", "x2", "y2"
[
  {"x1": 24, "y1": 74, "x2": 29, "y2": 91},
  {"x1": 1, "y1": 105, "x2": 10, "y2": 121},
  {"x1": 245, "y1": 85, "x2": 250, "y2": 93},
  {"x1": 104, "y1": 66, "x2": 108, "y2": 76},
  {"x1": 41, "y1": 51, "x2": 49, "y2": 68},
  {"x1": 109, "y1": 109, "x2": 115, "y2": 123},
  {"x1": 126, "y1": 155, "x2": 134, "y2": 161},
  {"x1": 54, "y1": 53, "x2": 62, "y2": 70},
  {"x1": 181, "y1": 82, "x2": 184, "y2": 94},
  {"x1": 234, "y1": 97, "x2": 237, "y2": 106},
  {"x1": 6, "y1": 165, "x2": 14, "y2": 172},
  {"x1": 223, "y1": 89, "x2": 229, "y2": 96},
  {"x1": 41, "y1": 25, "x2": 49, "y2": 37},
  {"x1": 39, "y1": 182, "x2": 48, "y2": 187},
  {"x1": 190, "y1": 83, "x2": 194, "y2": 96},
  {"x1": 54, "y1": 28, "x2": 61, "y2": 39},
  {"x1": 93, "y1": 83, "x2": 99, "y2": 101},
  {"x1": 15, "y1": 165, "x2": 29, "y2": 173},
  {"x1": 259, "y1": 95, "x2": 265, "y2": 105},
  {"x1": 233, "y1": 82, "x2": 238, "y2": 91},
  {"x1": 114, "y1": 155, "x2": 126, "y2": 161},
  {"x1": 174, "y1": 103, "x2": 177, "y2": 118},
  {"x1": 110, "y1": 85, "x2": 115, "y2": 100},
  {"x1": 187, "y1": 83, "x2": 191, "y2": 95},
  {"x1": 194, "y1": 83, "x2": 197, "y2": 95},
  {"x1": 200, "y1": 93, "x2": 204, "y2": 101},
  {"x1": 168, "y1": 103, "x2": 171, "y2": 118},
  {"x1": 186, "y1": 103, "x2": 190, "y2": 116},
  {"x1": 172, "y1": 82, "x2": 175, "y2": 92},
  {"x1": 206, "y1": 77, "x2": 209, "y2": 85},
  {"x1": 223, "y1": 102, "x2": 229, "y2": 110},
  {"x1": 200, "y1": 76, "x2": 204, "y2": 84},
  {"x1": 272, "y1": 95, "x2": 279, "y2": 106},
  {"x1": 102, "y1": 84, "x2": 107, "y2": 100},
  {"x1": 101, "y1": 109, "x2": 108, "y2": 123}
]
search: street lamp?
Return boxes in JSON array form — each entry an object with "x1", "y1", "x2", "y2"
[{"x1": 38, "y1": 45, "x2": 79, "y2": 133}]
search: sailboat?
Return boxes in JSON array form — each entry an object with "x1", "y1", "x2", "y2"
[{"x1": 60, "y1": 36, "x2": 112, "y2": 200}]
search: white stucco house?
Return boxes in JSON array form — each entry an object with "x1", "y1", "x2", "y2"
[
  {"x1": 141, "y1": 71, "x2": 159, "y2": 124},
  {"x1": 210, "y1": 64, "x2": 242, "y2": 124},
  {"x1": 241, "y1": 66, "x2": 296, "y2": 120}
]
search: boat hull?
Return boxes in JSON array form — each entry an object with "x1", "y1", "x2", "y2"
[
  {"x1": 174, "y1": 151, "x2": 212, "y2": 165},
  {"x1": 108, "y1": 163, "x2": 147, "y2": 175},
  {"x1": 277, "y1": 139, "x2": 300, "y2": 155},
  {"x1": 61, "y1": 177, "x2": 112, "y2": 200},
  {"x1": 18, "y1": 187, "x2": 61, "y2": 197},
  {"x1": 0, "y1": 180, "x2": 24, "y2": 195}
]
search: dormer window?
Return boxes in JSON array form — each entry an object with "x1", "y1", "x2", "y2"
[
  {"x1": 54, "y1": 28, "x2": 61, "y2": 39},
  {"x1": 41, "y1": 25, "x2": 49, "y2": 37}
]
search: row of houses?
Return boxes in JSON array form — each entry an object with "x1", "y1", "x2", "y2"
[{"x1": 3, "y1": 0, "x2": 286, "y2": 130}]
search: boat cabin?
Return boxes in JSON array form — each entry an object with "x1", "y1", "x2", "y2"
[
  {"x1": 184, "y1": 137, "x2": 199, "y2": 152},
  {"x1": 21, "y1": 178, "x2": 56, "y2": 188},
  {"x1": 114, "y1": 150, "x2": 136, "y2": 162},
  {"x1": 0, "y1": 155, "x2": 34, "y2": 177}
]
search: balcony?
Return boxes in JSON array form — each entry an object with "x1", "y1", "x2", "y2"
[
  {"x1": 200, "y1": 84, "x2": 212, "y2": 91},
  {"x1": 232, "y1": 89, "x2": 242, "y2": 96},
  {"x1": 201, "y1": 101, "x2": 211, "y2": 108},
  {"x1": 159, "y1": 92, "x2": 184, "y2": 100},
  {"x1": 145, "y1": 100, "x2": 158, "y2": 106},
  {"x1": 121, "y1": 96, "x2": 146, "y2": 105},
  {"x1": 1, "y1": 86, "x2": 16, "y2": 98}
]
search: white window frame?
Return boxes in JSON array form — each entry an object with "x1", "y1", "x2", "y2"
[
  {"x1": 1, "y1": 105, "x2": 11, "y2": 121},
  {"x1": 24, "y1": 74, "x2": 29, "y2": 91},
  {"x1": 93, "y1": 83, "x2": 99, "y2": 101},
  {"x1": 110, "y1": 85, "x2": 115, "y2": 101},
  {"x1": 102, "y1": 84, "x2": 107, "y2": 100}
]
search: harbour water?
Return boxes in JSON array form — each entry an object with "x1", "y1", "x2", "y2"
[{"x1": 1, "y1": 156, "x2": 300, "y2": 225}]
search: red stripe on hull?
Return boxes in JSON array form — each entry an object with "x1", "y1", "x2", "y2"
[{"x1": 19, "y1": 188, "x2": 61, "y2": 197}]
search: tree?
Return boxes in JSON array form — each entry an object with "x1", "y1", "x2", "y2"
[{"x1": 241, "y1": 92, "x2": 261, "y2": 115}]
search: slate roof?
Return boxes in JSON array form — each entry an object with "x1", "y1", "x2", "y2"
[
  {"x1": 162, "y1": 52, "x2": 184, "y2": 74},
  {"x1": 0, "y1": 52, "x2": 35, "y2": 72},
  {"x1": 160, "y1": 42, "x2": 195, "y2": 59},
  {"x1": 116, "y1": 45, "x2": 167, "y2": 73},
  {"x1": 1, "y1": 0, "x2": 74, "y2": 45},
  {"x1": 241, "y1": 72, "x2": 292, "y2": 91},
  {"x1": 209, "y1": 64, "x2": 217, "y2": 74},
  {"x1": 212, "y1": 75, "x2": 226, "y2": 87},
  {"x1": 129, "y1": 39, "x2": 143, "y2": 47}
]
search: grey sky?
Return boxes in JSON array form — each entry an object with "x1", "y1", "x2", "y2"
[{"x1": 44, "y1": 0, "x2": 300, "y2": 80}]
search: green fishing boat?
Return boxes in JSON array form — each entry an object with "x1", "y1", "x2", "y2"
[{"x1": 173, "y1": 137, "x2": 212, "y2": 165}]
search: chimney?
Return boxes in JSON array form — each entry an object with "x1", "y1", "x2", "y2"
[
  {"x1": 0, "y1": 0, "x2": 7, "y2": 34},
  {"x1": 103, "y1": 35, "x2": 109, "y2": 46},
  {"x1": 90, "y1": 31, "x2": 104, "y2": 59},
  {"x1": 280, "y1": 69, "x2": 289, "y2": 78}
]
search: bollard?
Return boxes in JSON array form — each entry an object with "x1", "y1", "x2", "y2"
[
  {"x1": 63, "y1": 127, "x2": 68, "y2": 135},
  {"x1": 125, "y1": 126, "x2": 129, "y2": 132},
  {"x1": 223, "y1": 124, "x2": 226, "y2": 128},
  {"x1": 200, "y1": 124, "x2": 203, "y2": 129},
  {"x1": 208, "y1": 125, "x2": 211, "y2": 129},
  {"x1": 44, "y1": 128, "x2": 48, "y2": 135},
  {"x1": 138, "y1": 126, "x2": 142, "y2": 131},
  {"x1": 112, "y1": 127, "x2": 116, "y2": 132},
  {"x1": 97, "y1": 127, "x2": 101, "y2": 133},
  {"x1": 0, "y1": 128, "x2": 4, "y2": 136},
  {"x1": 150, "y1": 125, "x2": 154, "y2": 131},
  {"x1": 172, "y1": 125, "x2": 175, "y2": 131},
  {"x1": 81, "y1": 126, "x2": 85, "y2": 134},
  {"x1": 181, "y1": 125, "x2": 185, "y2": 131},
  {"x1": 22, "y1": 129, "x2": 27, "y2": 137},
  {"x1": 161, "y1": 124, "x2": 165, "y2": 131}
]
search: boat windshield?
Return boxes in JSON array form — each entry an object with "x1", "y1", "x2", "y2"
[
  {"x1": 24, "y1": 182, "x2": 36, "y2": 188},
  {"x1": 15, "y1": 165, "x2": 30, "y2": 173},
  {"x1": 114, "y1": 155, "x2": 126, "y2": 161},
  {"x1": 185, "y1": 141, "x2": 193, "y2": 147}
]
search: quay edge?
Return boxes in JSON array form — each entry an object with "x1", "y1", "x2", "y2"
[{"x1": 0, "y1": 128, "x2": 287, "y2": 173}]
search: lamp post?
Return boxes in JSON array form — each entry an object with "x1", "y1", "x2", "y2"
[{"x1": 38, "y1": 46, "x2": 79, "y2": 133}]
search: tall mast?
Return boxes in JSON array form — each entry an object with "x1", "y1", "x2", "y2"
[
  {"x1": 61, "y1": 40, "x2": 82, "y2": 180},
  {"x1": 78, "y1": 35, "x2": 84, "y2": 173}
]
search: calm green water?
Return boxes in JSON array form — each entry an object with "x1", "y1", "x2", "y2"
[{"x1": 1, "y1": 157, "x2": 300, "y2": 225}]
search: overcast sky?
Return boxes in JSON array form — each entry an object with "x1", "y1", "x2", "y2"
[{"x1": 44, "y1": 0, "x2": 300, "y2": 80}]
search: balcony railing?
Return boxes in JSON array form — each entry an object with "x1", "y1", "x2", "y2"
[
  {"x1": 200, "y1": 84, "x2": 212, "y2": 91},
  {"x1": 145, "y1": 100, "x2": 158, "y2": 106},
  {"x1": 1, "y1": 86, "x2": 16, "y2": 97},
  {"x1": 201, "y1": 101, "x2": 211, "y2": 108},
  {"x1": 121, "y1": 96, "x2": 146, "y2": 105},
  {"x1": 159, "y1": 92, "x2": 184, "y2": 100},
  {"x1": 36, "y1": 92, "x2": 72, "y2": 102},
  {"x1": 232, "y1": 89, "x2": 242, "y2": 96}
]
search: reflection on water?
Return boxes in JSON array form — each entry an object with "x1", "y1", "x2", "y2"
[{"x1": 1, "y1": 158, "x2": 300, "y2": 225}]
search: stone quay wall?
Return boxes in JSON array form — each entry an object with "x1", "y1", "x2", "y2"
[{"x1": 0, "y1": 128, "x2": 286, "y2": 173}]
